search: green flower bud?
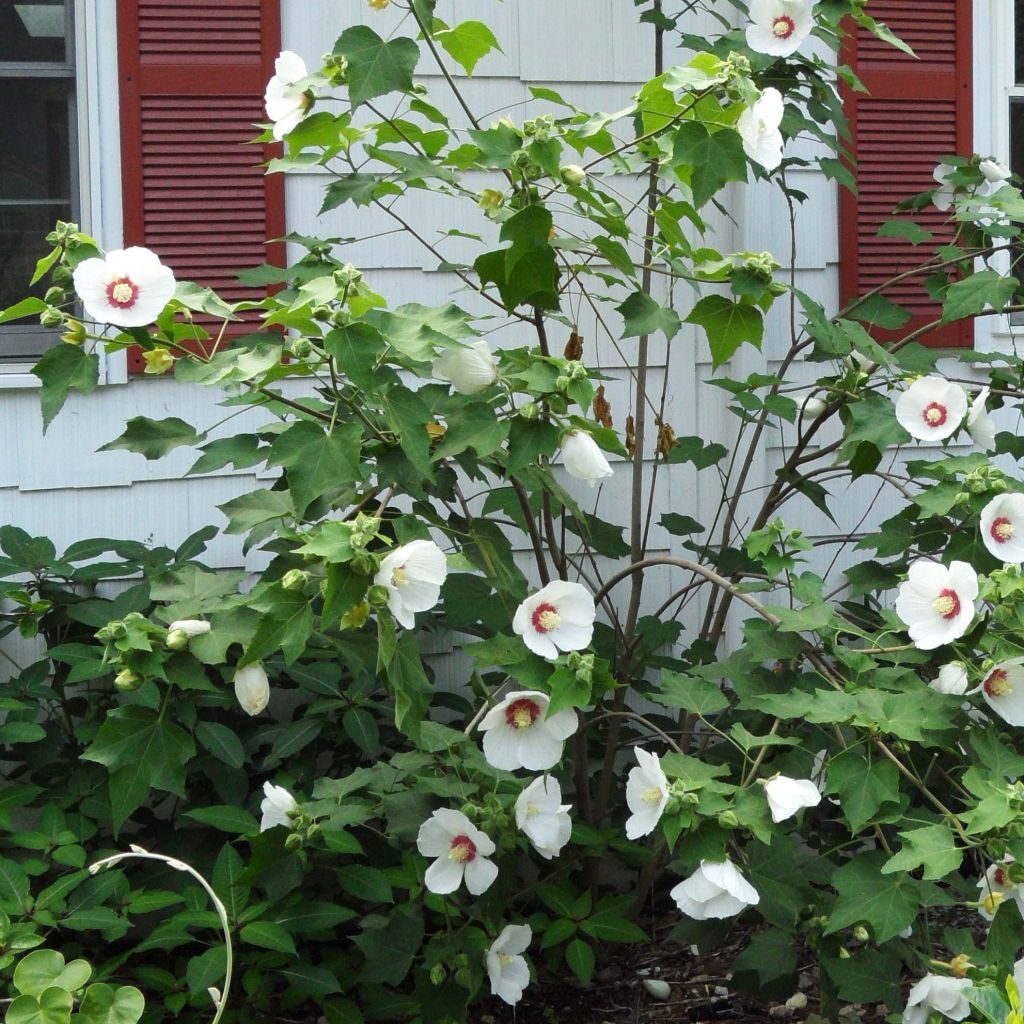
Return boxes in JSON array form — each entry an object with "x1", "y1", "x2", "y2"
[
  {"x1": 52, "y1": 266, "x2": 73, "y2": 286},
  {"x1": 430, "y1": 963, "x2": 446, "y2": 986},
  {"x1": 281, "y1": 569, "x2": 309, "y2": 591},
  {"x1": 460, "y1": 802, "x2": 479, "y2": 819},
  {"x1": 725, "y1": 51, "x2": 752, "y2": 77},
  {"x1": 992, "y1": 477, "x2": 1010, "y2": 493},
  {"x1": 40, "y1": 306, "x2": 64, "y2": 328},
  {"x1": 555, "y1": 374, "x2": 570, "y2": 391},
  {"x1": 333, "y1": 263, "x2": 362, "y2": 289},
  {"x1": 454, "y1": 968, "x2": 472, "y2": 989},
  {"x1": 500, "y1": 832, "x2": 517, "y2": 852},
  {"x1": 565, "y1": 359, "x2": 587, "y2": 381},
  {"x1": 350, "y1": 551, "x2": 377, "y2": 575},
  {"x1": 339, "y1": 601, "x2": 370, "y2": 630},
  {"x1": 852, "y1": 925, "x2": 869, "y2": 942},
  {"x1": 44, "y1": 286, "x2": 65, "y2": 305},
  {"x1": 717, "y1": 810, "x2": 739, "y2": 829},
  {"x1": 114, "y1": 668, "x2": 143, "y2": 692},
  {"x1": 291, "y1": 338, "x2": 314, "y2": 359},
  {"x1": 838, "y1": 947, "x2": 851, "y2": 960},
  {"x1": 519, "y1": 402, "x2": 539, "y2": 420},
  {"x1": 305, "y1": 823, "x2": 321, "y2": 841},
  {"x1": 284, "y1": 832, "x2": 304, "y2": 852},
  {"x1": 954, "y1": 491, "x2": 972, "y2": 507},
  {"x1": 560, "y1": 164, "x2": 586, "y2": 186},
  {"x1": 165, "y1": 628, "x2": 189, "y2": 651},
  {"x1": 367, "y1": 584, "x2": 390, "y2": 606},
  {"x1": 330, "y1": 310, "x2": 352, "y2": 328}
]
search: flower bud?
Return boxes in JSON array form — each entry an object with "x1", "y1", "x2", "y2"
[
  {"x1": 61, "y1": 319, "x2": 86, "y2": 346},
  {"x1": 429, "y1": 963, "x2": 446, "y2": 986},
  {"x1": 367, "y1": 584, "x2": 389, "y2": 607},
  {"x1": 801, "y1": 396, "x2": 827, "y2": 419},
  {"x1": 852, "y1": 925, "x2": 869, "y2": 942},
  {"x1": 234, "y1": 662, "x2": 271, "y2": 716},
  {"x1": 114, "y1": 668, "x2": 143, "y2": 692},
  {"x1": 330, "y1": 310, "x2": 352, "y2": 328},
  {"x1": 305, "y1": 823, "x2": 321, "y2": 840},
  {"x1": 838, "y1": 948, "x2": 851, "y2": 960},
  {"x1": 368, "y1": 0, "x2": 390, "y2": 9},
  {"x1": 165, "y1": 628, "x2": 189, "y2": 651},
  {"x1": 142, "y1": 348, "x2": 175, "y2": 375},
  {"x1": 717, "y1": 810, "x2": 739, "y2": 830},
  {"x1": 281, "y1": 569, "x2": 309, "y2": 591},
  {"x1": 40, "y1": 306, "x2": 64, "y2": 328},
  {"x1": 518, "y1": 402, "x2": 539, "y2": 420},
  {"x1": 291, "y1": 338, "x2": 314, "y2": 359},
  {"x1": 52, "y1": 265, "x2": 73, "y2": 286},
  {"x1": 555, "y1": 374, "x2": 570, "y2": 391},
  {"x1": 284, "y1": 832, "x2": 304, "y2": 851},
  {"x1": 459, "y1": 802, "x2": 479, "y2": 819},
  {"x1": 333, "y1": 263, "x2": 362, "y2": 289},
  {"x1": 477, "y1": 188, "x2": 504, "y2": 216},
  {"x1": 560, "y1": 164, "x2": 586, "y2": 186},
  {"x1": 500, "y1": 832, "x2": 517, "y2": 852},
  {"x1": 44, "y1": 286, "x2": 65, "y2": 305}
]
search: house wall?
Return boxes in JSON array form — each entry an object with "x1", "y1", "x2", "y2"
[{"x1": 3, "y1": 1, "x2": 1006, "y2": 672}]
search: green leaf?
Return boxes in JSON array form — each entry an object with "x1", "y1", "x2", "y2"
[
  {"x1": 826, "y1": 750, "x2": 900, "y2": 832},
  {"x1": 244, "y1": 586, "x2": 315, "y2": 665},
  {"x1": 434, "y1": 403, "x2": 509, "y2": 459},
  {"x1": 941, "y1": 269, "x2": 1017, "y2": 324},
  {"x1": 195, "y1": 721, "x2": 245, "y2": 769},
  {"x1": 219, "y1": 489, "x2": 294, "y2": 535},
  {"x1": 655, "y1": 670, "x2": 727, "y2": 714},
  {"x1": 881, "y1": 824, "x2": 962, "y2": 881},
  {"x1": 546, "y1": 665, "x2": 591, "y2": 717},
  {"x1": 382, "y1": 385, "x2": 433, "y2": 481},
  {"x1": 75, "y1": 984, "x2": 145, "y2": 1024},
  {"x1": 617, "y1": 290, "x2": 681, "y2": 341},
  {"x1": 33, "y1": 344, "x2": 100, "y2": 431},
  {"x1": 99, "y1": 416, "x2": 204, "y2": 460},
  {"x1": 183, "y1": 805, "x2": 259, "y2": 835},
  {"x1": 0, "y1": 297, "x2": 47, "y2": 325},
  {"x1": 267, "y1": 420, "x2": 362, "y2": 516},
  {"x1": 672, "y1": 122, "x2": 747, "y2": 207},
  {"x1": 334, "y1": 26, "x2": 419, "y2": 107},
  {"x1": 6, "y1": 987, "x2": 74, "y2": 1024},
  {"x1": 353, "y1": 909, "x2": 423, "y2": 985},
  {"x1": 342, "y1": 708, "x2": 379, "y2": 756},
  {"x1": 320, "y1": 174, "x2": 382, "y2": 212},
  {"x1": 0, "y1": 856, "x2": 31, "y2": 913},
  {"x1": 659, "y1": 512, "x2": 704, "y2": 536},
  {"x1": 579, "y1": 910, "x2": 646, "y2": 943},
  {"x1": 14, "y1": 950, "x2": 91, "y2": 996},
  {"x1": 732, "y1": 929, "x2": 797, "y2": 987},
  {"x1": 240, "y1": 921, "x2": 298, "y2": 956},
  {"x1": 564, "y1": 938, "x2": 595, "y2": 985},
  {"x1": 505, "y1": 418, "x2": 560, "y2": 475},
  {"x1": 435, "y1": 20, "x2": 500, "y2": 75},
  {"x1": 685, "y1": 295, "x2": 763, "y2": 367},
  {"x1": 826, "y1": 852, "x2": 921, "y2": 943}
]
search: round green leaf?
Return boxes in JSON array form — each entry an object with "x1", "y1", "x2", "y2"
[{"x1": 76, "y1": 983, "x2": 146, "y2": 1024}]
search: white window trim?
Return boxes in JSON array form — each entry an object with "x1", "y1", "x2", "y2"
[{"x1": 973, "y1": 0, "x2": 1024, "y2": 354}]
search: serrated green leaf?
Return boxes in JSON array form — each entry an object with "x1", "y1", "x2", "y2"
[
  {"x1": 334, "y1": 26, "x2": 419, "y2": 107},
  {"x1": 99, "y1": 416, "x2": 203, "y2": 460},
  {"x1": 685, "y1": 295, "x2": 763, "y2": 367},
  {"x1": 33, "y1": 344, "x2": 100, "y2": 431},
  {"x1": 435, "y1": 20, "x2": 500, "y2": 75}
]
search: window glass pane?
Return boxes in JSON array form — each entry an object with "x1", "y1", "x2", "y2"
[
  {"x1": 0, "y1": 0, "x2": 67, "y2": 63},
  {"x1": 0, "y1": 77, "x2": 71, "y2": 314},
  {"x1": 1012, "y1": 99, "x2": 1024, "y2": 180}
]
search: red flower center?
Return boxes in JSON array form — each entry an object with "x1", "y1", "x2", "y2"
[
  {"x1": 531, "y1": 602, "x2": 561, "y2": 633},
  {"x1": 772, "y1": 14, "x2": 795, "y2": 37},
  {"x1": 933, "y1": 588, "x2": 960, "y2": 620},
  {"x1": 991, "y1": 517, "x2": 1015, "y2": 543},
  {"x1": 449, "y1": 834, "x2": 476, "y2": 863},
  {"x1": 922, "y1": 402, "x2": 947, "y2": 427},
  {"x1": 106, "y1": 276, "x2": 140, "y2": 309},
  {"x1": 505, "y1": 697, "x2": 541, "y2": 730},
  {"x1": 994, "y1": 867, "x2": 1009, "y2": 887},
  {"x1": 985, "y1": 669, "x2": 1012, "y2": 698}
]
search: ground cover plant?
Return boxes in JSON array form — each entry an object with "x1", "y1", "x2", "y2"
[{"x1": 5, "y1": 1, "x2": 1024, "y2": 1022}]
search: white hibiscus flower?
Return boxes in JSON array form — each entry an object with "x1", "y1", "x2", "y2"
[
  {"x1": 932, "y1": 163, "x2": 958, "y2": 212},
  {"x1": 981, "y1": 658, "x2": 1024, "y2": 726},
  {"x1": 259, "y1": 782, "x2": 297, "y2": 832},
  {"x1": 980, "y1": 493, "x2": 1024, "y2": 563},
  {"x1": 929, "y1": 662, "x2": 969, "y2": 695},
  {"x1": 479, "y1": 690, "x2": 579, "y2": 771},
  {"x1": 560, "y1": 431, "x2": 614, "y2": 486},
  {"x1": 486, "y1": 924, "x2": 532, "y2": 1005},
  {"x1": 670, "y1": 859, "x2": 760, "y2": 920},
  {"x1": 264, "y1": 50, "x2": 311, "y2": 141},
  {"x1": 72, "y1": 247, "x2": 176, "y2": 328},
  {"x1": 744, "y1": 0, "x2": 816, "y2": 57},
  {"x1": 432, "y1": 341, "x2": 498, "y2": 395},
  {"x1": 763, "y1": 775, "x2": 821, "y2": 823},
  {"x1": 373, "y1": 539, "x2": 448, "y2": 629},
  {"x1": 894, "y1": 559, "x2": 978, "y2": 651},
  {"x1": 976, "y1": 857, "x2": 1018, "y2": 920},
  {"x1": 625, "y1": 748, "x2": 669, "y2": 839},
  {"x1": 902, "y1": 974, "x2": 971, "y2": 1024},
  {"x1": 515, "y1": 777, "x2": 572, "y2": 859},
  {"x1": 512, "y1": 580, "x2": 596, "y2": 659},
  {"x1": 893, "y1": 376, "x2": 968, "y2": 442},
  {"x1": 966, "y1": 387, "x2": 997, "y2": 451},
  {"x1": 737, "y1": 87, "x2": 785, "y2": 172},
  {"x1": 979, "y1": 158, "x2": 1011, "y2": 184},
  {"x1": 416, "y1": 809, "x2": 498, "y2": 896}
]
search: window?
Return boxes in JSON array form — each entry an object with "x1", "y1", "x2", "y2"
[{"x1": 0, "y1": 0, "x2": 75, "y2": 359}]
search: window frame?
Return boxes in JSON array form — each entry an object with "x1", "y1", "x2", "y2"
[{"x1": 0, "y1": 0, "x2": 80, "y2": 363}]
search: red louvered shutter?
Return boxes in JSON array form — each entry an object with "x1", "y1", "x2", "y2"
[
  {"x1": 117, "y1": 0, "x2": 285, "y2": 372},
  {"x1": 839, "y1": 0, "x2": 973, "y2": 348}
]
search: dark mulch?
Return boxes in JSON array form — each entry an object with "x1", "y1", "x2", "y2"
[{"x1": 468, "y1": 925, "x2": 830, "y2": 1024}]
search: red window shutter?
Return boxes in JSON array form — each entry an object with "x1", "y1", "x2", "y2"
[
  {"x1": 839, "y1": 0, "x2": 973, "y2": 348},
  {"x1": 117, "y1": 0, "x2": 285, "y2": 373}
]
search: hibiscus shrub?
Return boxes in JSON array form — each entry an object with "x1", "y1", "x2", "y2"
[{"x1": 6, "y1": 1, "x2": 1024, "y2": 1023}]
